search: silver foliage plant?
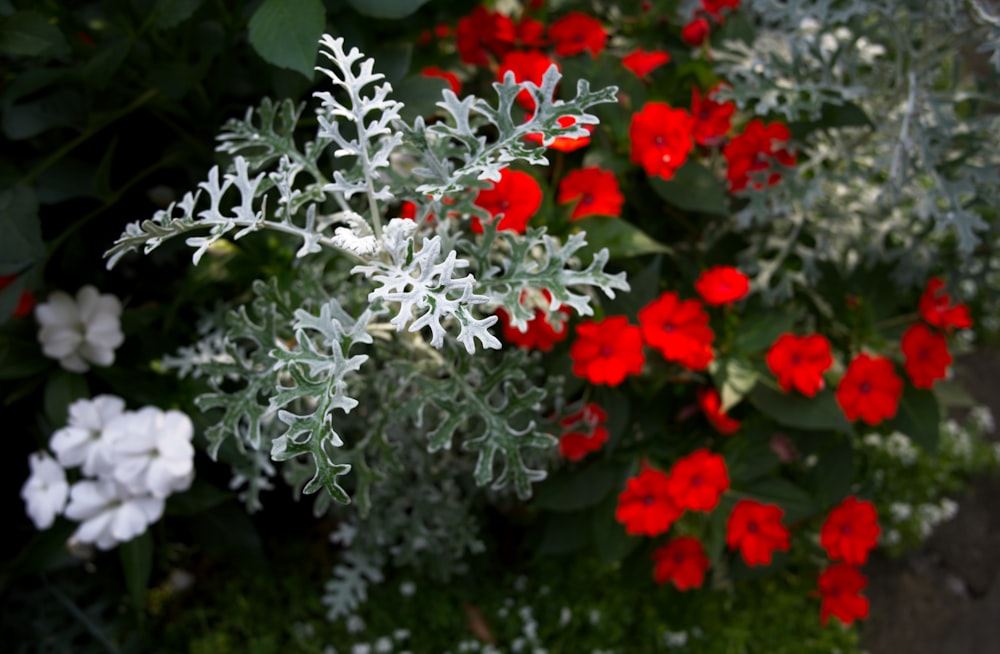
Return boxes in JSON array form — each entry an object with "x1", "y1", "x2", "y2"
[{"x1": 106, "y1": 35, "x2": 625, "y2": 509}]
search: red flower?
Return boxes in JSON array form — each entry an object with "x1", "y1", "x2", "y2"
[
  {"x1": 622, "y1": 48, "x2": 671, "y2": 78},
  {"x1": 524, "y1": 115, "x2": 593, "y2": 152},
  {"x1": 615, "y1": 468, "x2": 681, "y2": 536},
  {"x1": 570, "y1": 316, "x2": 645, "y2": 386},
  {"x1": 558, "y1": 402, "x2": 608, "y2": 461},
  {"x1": 691, "y1": 85, "x2": 735, "y2": 146},
  {"x1": 723, "y1": 119, "x2": 796, "y2": 192},
  {"x1": 697, "y1": 388, "x2": 741, "y2": 435},
  {"x1": 629, "y1": 102, "x2": 696, "y2": 181},
  {"x1": 495, "y1": 289, "x2": 570, "y2": 352},
  {"x1": 515, "y1": 16, "x2": 547, "y2": 48},
  {"x1": 637, "y1": 292, "x2": 714, "y2": 370},
  {"x1": 695, "y1": 266, "x2": 749, "y2": 305},
  {"x1": 456, "y1": 7, "x2": 516, "y2": 65},
  {"x1": 557, "y1": 167, "x2": 624, "y2": 220},
  {"x1": 765, "y1": 333, "x2": 834, "y2": 397},
  {"x1": 548, "y1": 12, "x2": 607, "y2": 58},
  {"x1": 818, "y1": 564, "x2": 869, "y2": 626},
  {"x1": 901, "y1": 323, "x2": 952, "y2": 389},
  {"x1": 701, "y1": 0, "x2": 741, "y2": 21},
  {"x1": 472, "y1": 169, "x2": 543, "y2": 234},
  {"x1": 399, "y1": 201, "x2": 418, "y2": 220},
  {"x1": 666, "y1": 449, "x2": 730, "y2": 511},
  {"x1": 726, "y1": 499, "x2": 790, "y2": 566},
  {"x1": 498, "y1": 50, "x2": 559, "y2": 111},
  {"x1": 681, "y1": 18, "x2": 710, "y2": 47},
  {"x1": 421, "y1": 66, "x2": 461, "y2": 95},
  {"x1": 918, "y1": 277, "x2": 972, "y2": 330},
  {"x1": 652, "y1": 536, "x2": 710, "y2": 590},
  {"x1": 0, "y1": 274, "x2": 34, "y2": 319},
  {"x1": 835, "y1": 353, "x2": 903, "y2": 425},
  {"x1": 820, "y1": 496, "x2": 881, "y2": 565}
]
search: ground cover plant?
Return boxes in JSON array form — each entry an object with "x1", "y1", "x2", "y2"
[{"x1": 3, "y1": 0, "x2": 1000, "y2": 652}]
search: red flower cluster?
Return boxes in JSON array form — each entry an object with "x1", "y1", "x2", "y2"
[
  {"x1": 820, "y1": 496, "x2": 880, "y2": 565},
  {"x1": 766, "y1": 333, "x2": 833, "y2": 397},
  {"x1": 494, "y1": 290, "x2": 569, "y2": 353},
  {"x1": 652, "y1": 536, "x2": 710, "y2": 590},
  {"x1": 697, "y1": 387, "x2": 741, "y2": 435},
  {"x1": 637, "y1": 291, "x2": 715, "y2": 370},
  {"x1": 421, "y1": 66, "x2": 461, "y2": 95},
  {"x1": 918, "y1": 277, "x2": 972, "y2": 330},
  {"x1": 835, "y1": 353, "x2": 903, "y2": 425},
  {"x1": 666, "y1": 449, "x2": 730, "y2": 511},
  {"x1": 818, "y1": 564, "x2": 869, "y2": 626},
  {"x1": 456, "y1": 7, "x2": 516, "y2": 65},
  {"x1": 690, "y1": 85, "x2": 735, "y2": 147},
  {"x1": 558, "y1": 402, "x2": 608, "y2": 461},
  {"x1": 629, "y1": 103, "x2": 695, "y2": 180},
  {"x1": 615, "y1": 467, "x2": 681, "y2": 536},
  {"x1": 570, "y1": 316, "x2": 645, "y2": 386},
  {"x1": 472, "y1": 169, "x2": 543, "y2": 234},
  {"x1": 695, "y1": 266, "x2": 749, "y2": 305},
  {"x1": 723, "y1": 119, "x2": 796, "y2": 192},
  {"x1": 726, "y1": 499, "x2": 790, "y2": 566},
  {"x1": 622, "y1": 48, "x2": 671, "y2": 78},
  {"x1": 0, "y1": 273, "x2": 34, "y2": 319},
  {"x1": 557, "y1": 167, "x2": 624, "y2": 220},
  {"x1": 702, "y1": 0, "x2": 741, "y2": 20},
  {"x1": 901, "y1": 323, "x2": 951, "y2": 389},
  {"x1": 548, "y1": 12, "x2": 607, "y2": 58},
  {"x1": 498, "y1": 50, "x2": 559, "y2": 111}
]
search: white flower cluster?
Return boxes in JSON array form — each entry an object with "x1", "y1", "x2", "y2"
[
  {"x1": 35, "y1": 285, "x2": 124, "y2": 373},
  {"x1": 20, "y1": 395, "x2": 195, "y2": 550}
]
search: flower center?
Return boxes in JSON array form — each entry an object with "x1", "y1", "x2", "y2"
[
  {"x1": 691, "y1": 475, "x2": 704, "y2": 487},
  {"x1": 859, "y1": 381, "x2": 872, "y2": 395},
  {"x1": 746, "y1": 521, "x2": 759, "y2": 533},
  {"x1": 642, "y1": 494, "x2": 655, "y2": 506},
  {"x1": 581, "y1": 193, "x2": 594, "y2": 206},
  {"x1": 599, "y1": 344, "x2": 613, "y2": 356}
]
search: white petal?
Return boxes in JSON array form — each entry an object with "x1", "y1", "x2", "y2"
[
  {"x1": 109, "y1": 501, "x2": 150, "y2": 543},
  {"x1": 75, "y1": 286, "x2": 101, "y2": 322},
  {"x1": 50, "y1": 427, "x2": 94, "y2": 468},
  {"x1": 59, "y1": 353, "x2": 90, "y2": 373},
  {"x1": 34, "y1": 292, "x2": 78, "y2": 328},
  {"x1": 64, "y1": 479, "x2": 115, "y2": 521},
  {"x1": 78, "y1": 342, "x2": 115, "y2": 367},
  {"x1": 73, "y1": 509, "x2": 115, "y2": 547},
  {"x1": 40, "y1": 327, "x2": 83, "y2": 358}
]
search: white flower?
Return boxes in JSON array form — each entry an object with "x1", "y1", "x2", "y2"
[
  {"x1": 49, "y1": 395, "x2": 127, "y2": 477},
  {"x1": 35, "y1": 285, "x2": 124, "y2": 372},
  {"x1": 64, "y1": 478, "x2": 164, "y2": 550},
  {"x1": 107, "y1": 407, "x2": 195, "y2": 498},
  {"x1": 21, "y1": 452, "x2": 69, "y2": 529}
]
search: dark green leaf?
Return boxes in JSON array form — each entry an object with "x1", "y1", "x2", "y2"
[
  {"x1": 591, "y1": 493, "x2": 641, "y2": 565},
  {"x1": 649, "y1": 161, "x2": 729, "y2": 216},
  {"x1": 393, "y1": 75, "x2": 448, "y2": 124},
  {"x1": 888, "y1": 384, "x2": 940, "y2": 454},
  {"x1": 722, "y1": 428, "x2": 779, "y2": 484},
  {"x1": 167, "y1": 479, "x2": 232, "y2": 516},
  {"x1": 805, "y1": 436, "x2": 855, "y2": 509},
  {"x1": 345, "y1": 0, "x2": 430, "y2": 18},
  {"x1": 0, "y1": 184, "x2": 43, "y2": 273},
  {"x1": 7, "y1": 520, "x2": 76, "y2": 577},
  {"x1": 536, "y1": 510, "x2": 591, "y2": 555},
  {"x1": 82, "y1": 39, "x2": 131, "y2": 89},
  {"x1": 119, "y1": 530, "x2": 153, "y2": 618},
  {"x1": 0, "y1": 11, "x2": 69, "y2": 57},
  {"x1": 572, "y1": 216, "x2": 673, "y2": 260},
  {"x1": 1, "y1": 88, "x2": 82, "y2": 140},
  {"x1": 703, "y1": 494, "x2": 736, "y2": 566},
  {"x1": 533, "y1": 461, "x2": 621, "y2": 513},
  {"x1": 186, "y1": 503, "x2": 268, "y2": 571},
  {"x1": 248, "y1": 0, "x2": 325, "y2": 78},
  {"x1": 43, "y1": 371, "x2": 89, "y2": 428},
  {"x1": 731, "y1": 310, "x2": 800, "y2": 353},
  {"x1": 748, "y1": 384, "x2": 853, "y2": 434},
  {"x1": 737, "y1": 477, "x2": 820, "y2": 522},
  {"x1": 152, "y1": 0, "x2": 205, "y2": 28}
]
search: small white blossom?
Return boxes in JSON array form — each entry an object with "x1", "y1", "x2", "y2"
[
  {"x1": 885, "y1": 432, "x2": 918, "y2": 466},
  {"x1": 374, "y1": 636, "x2": 393, "y2": 653},
  {"x1": 889, "y1": 502, "x2": 912, "y2": 522},
  {"x1": 49, "y1": 395, "x2": 127, "y2": 477},
  {"x1": 106, "y1": 407, "x2": 195, "y2": 498},
  {"x1": 399, "y1": 580, "x2": 416, "y2": 597},
  {"x1": 35, "y1": 285, "x2": 124, "y2": 372},
  {"x1": 346, "y1": 614, "x2": 366, "y2": 634},
  {"x1": 64, "y1": 478, "x2": 164, "y2": 550},
  {"x1": 21, "y1": 452, "x2": 69, "y2": 529},
  {"x1": 969, "y1": 406, "x2": 995, "y2": 434}
]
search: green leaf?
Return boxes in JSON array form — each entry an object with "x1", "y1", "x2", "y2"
[
  {"x1": 722, "y1": 428, "x2": 779, "y2": 484},
  {"x1": 805, "y1": 436, "x2": 855, "y2": 509},
  {"x1": 533, "y1": 461, "x2": 621, "y2": 513},
  {"x1": 152, "y1": 0, "x2": 205, "y2": 28},
  {"x1": 345, "y1": 0, "x2": 430, "y2": 18},
  {"x1": 167, "y1": 479, "x2": 232, "y2": 516},
  {"x1": 82, "y1": 39, "x2": 132, "y2": 89},
  {"x1": 888, "y1": 384, "x2": 940, "y2": 454},
  {"x1": 703, "y1": 494, "x2": 736, "y2": 566},
  {"x1": 393, "y1": 75, "x2": 448, "y2": 124},
  {"x1": 710, "y1": 356, "x2": 759, "y2": 411},
  {"x1": 43, "y1": 371, "x2": 89, "y2": 428},
  {"x1": 732, "y1": 310, "x2": 800, "y2": 353},
  {"x1": 649, "y1": 161, "x2": 729, "y2": 216},
  {"x1": 748, "y1": 384, "x2": 853, "y2": 434},
  {"x1": 119, "y1": 530, "x2": 153, "y2": 619},
  {"x1": 536, "y1": 511, "x2": 591, "y2": 555},
  {"x1": 0, "y1": 11, "x2": 69, "y2": 57},
  {"x1": 248, "y1": 0, "x2": 325, "y2": 78},
  {"x1": 591, "y1": 492, "x2": 641, "y2": 565},
  {"x1": 737, "y1": 477, "x2": 820, "y2": 522},
  {"x1": 1, "y1": 87, "x2": 82, "y2": 140},
  {"x1": 572, "y1": 216, "x2": 673, "y2": 260}
]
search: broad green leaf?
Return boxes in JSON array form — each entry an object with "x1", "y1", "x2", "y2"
[
  {"x1": 393, "y1": 75, "x2": 448, "y2": 124},
  {"x1": 248, "y1": 0, "x2": 325, "y2": 78},
  {"x1": 748, "y1": 384, "x2": 853, "y2": 434},
  {"x1": 167, "y1": 479, "x2": 232, "y2": 516},
  {"x1": 536, "y1": 511, "x2": 591, "y2": 555},
  {"x1": 649, "y1": 161, "x2": 729, "y2": 216},
  {"x1": 533, "y1": 461, "x2": 621, "y2": 513},
  {"x1": 0, "y1": 11, "x2": 69, "y2": 57},
  {"x1": 1, "y1": 88, "x2": 82, "y2": 140},
  {"x1": 119, "y1": 530, "x2": 153, "y2": 618},
  {"x1": 572, "y1": 216, "x2": 673, "y2": 260},
  {"x1": 711, "y1": 356, "x2": 759, "y2": 411},
  {"x1": 345, "y1": 0, "x2": 430, "y2": 18},
  {"x1": 0, "y1": 184, "x2": 44, "y2": 273},
  {"x1": 722, "y1": 428, "x2": 779, "y2": 484},
  {"x1": 805, "y1": 436, "x2": 855, "y2": 509},
  {"x1": 737, "y1": 477, "x2": 820, "y2": 522},
  {"x1": 703, "y1": 494, "x2": 736, "y2": 566},
  {"x1": 152, "y1": 0, "x2": 204, "y2": 28},
  {"x1": 732, "y1": 310, "x2": 800, "y2": 353},
  {"x1": 43, "y1": 371, "x2": 89, "y2": 428},
  {"x1": 888, "y1": 384, "x2": 940, "y2": 454},
  {"x1": 82, "y1": 39, "x2": 132, "y2": 89},
  {"x1": 591, "y1": 493, "x2": 641, "y2": 565}
]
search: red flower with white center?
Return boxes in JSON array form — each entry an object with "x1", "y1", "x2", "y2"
[
  {"x1": 666, "y1": 449, "x2": 730, "y2": 511},
  {"x1": 615, "y1": 468, "x2": 681, "y2": 536},
  {"x1": 0, "y1": 274, "x2": 35, "y2": 319},
  {"x1": 818, "y1": 564, "x2": 870, "y2": 626},
  {"x1": 695, "y1": 266, "x2": 749, "y2": 305},
  {"x1": 681, "y1": 17, "x2": 710, "y2": 47},
  {"x1": 557, "y1": 167, "x2": 624, "y2": 220},
  {"x1": 622, "y1": 48, "x2": 671, "y2": 78},
  {"x1": 835, "y1": 353, "x2": 903, "y2": 425},
  {"x1": 637, "y1": 291, "x2": 714, "y2": 370},
  {"x1": 723, "y1": 119, "x2": 796, "y2": 192},
  {"x1": 548, "y1": 12, "x2": 607, "y2": 58},
  {"x1": 901, "y1": 322, "x2": 952, "y2": 389},
  {"x1": 697, "y1": 388, "x2": 741, "y2": 435},
  {"x1": 495, "y1": 289, "x2": 570, "y2": 352},
  {"x1": 691, "y1": 85, "x2": 735, "y2": 146},
  {"x1": 421, "y1": 66, "x2": 461, "y2": 95},
  {"x1": 558, "y1": 402, "x2": 608, "y2": 461},
  {"x1": 524, "y1": 115, "x2": 593, "y2": 152},
  {"x1": 570, "y1": 316, "x2": 645, "y2": 386},
  {"x1": 726, "y1": 499, "x2": 790, "y2": 566},
  {"x1": 652, "y1": 536, "x2": 710, "y2": 590},
  {"x1": 472, "y1": 169, "x2": 543, "y2": 234},
  {"x1": 456, "y1": 6, "x2": 516, "y2": 65},
  {"x1": 918, "y1": 277, "x2": 972, "y2": 330},
  {"x1": 498, "y1": 50, "x2": 559, "y2": 111},
  {"x1": 701, "y1": 0, "x2": 741, "y2": 22},
  {"x1": 766, "y1": 333, "x2": 834, "y2": 397},
  {"x1": 820, "y1": 496, "x2": 881, "y2": 565},
  {"x1": 629, "y1": 102, "x2": 696, "y2": 181}
]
